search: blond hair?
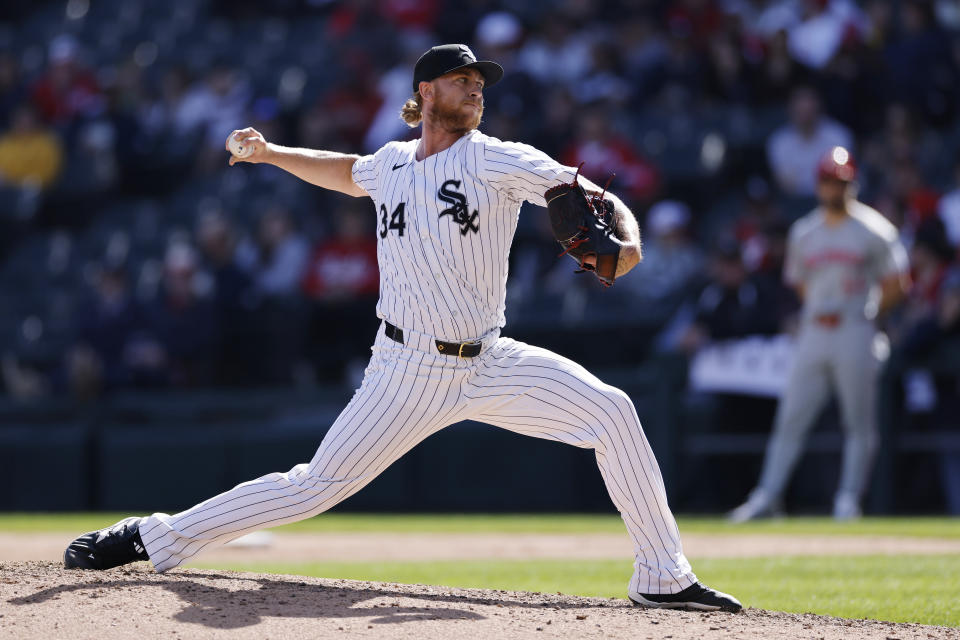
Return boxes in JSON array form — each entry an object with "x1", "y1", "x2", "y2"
[{"x1": 400, "y1": 91, "x2": 423, "y2": 127}]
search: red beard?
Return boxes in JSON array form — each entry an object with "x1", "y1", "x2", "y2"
[{"x1": 430, "y1": 99, "x2": 483, "y2": 133}]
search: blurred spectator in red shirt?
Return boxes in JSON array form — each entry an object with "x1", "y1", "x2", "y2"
[
  {"x1": 665, "y1": 0, "x2": 725, "y2": 49},
  {"x1": 303, "y1": 203, "x2": 379, "y2": 385},
  {"x1": 30, "y1": 35, "x2": 103, "y2": 127},
  {"x1": 316, "y1": 59, "x2": 383, "y2": 150},
  {"x1": 379, "y1": 0, "x2": 439, "y2": 31},
  {"x1": 735, "y1": 177, "x2": 790, "y2": 274},
  {"x1": 302, "y1": 208, "x2": 378, "y2": 301},
  {"x1": 561, "y1": 105, "x2": 661, "y2": 205},
  {"x1": 872, "y1": 159, "x2": 940, "y2": 242},
  {"x1": 908, "y1": 218, "x2": 954, "y2": 317}
]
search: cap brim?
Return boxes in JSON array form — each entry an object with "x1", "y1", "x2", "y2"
[{"x1": 443, "y1": 60, "x2": 504, "y2": 88}]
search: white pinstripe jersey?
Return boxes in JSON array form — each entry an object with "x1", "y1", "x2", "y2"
[{"x1": 352, "y1": 129, "x2": 578, "y2": 342}]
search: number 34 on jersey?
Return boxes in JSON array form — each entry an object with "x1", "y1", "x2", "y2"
[{"x1": 379, "y1": 202, "x2": 406, "y2": 238}]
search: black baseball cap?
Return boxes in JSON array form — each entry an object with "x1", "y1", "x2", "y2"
[{"x1": 412, "y1": 44, "x2": 503, "y2": 92}]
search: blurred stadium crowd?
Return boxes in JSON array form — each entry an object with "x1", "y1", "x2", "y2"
[{"x1": 0, "y1": 0, "x2": 959, "y2": 420}]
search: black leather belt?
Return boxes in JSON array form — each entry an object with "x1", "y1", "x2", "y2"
[{"x1": 385, "y1": 322, "x2": 482, "y2": 358}]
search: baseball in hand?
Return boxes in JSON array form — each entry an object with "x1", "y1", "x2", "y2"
[{"x1": 228, "y1": 135, "x2": 254, "y2": 159}]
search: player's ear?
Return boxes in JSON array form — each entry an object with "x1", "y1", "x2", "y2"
[{"x1": 419, "y1": 80, "x2": 433, "y2": 102}]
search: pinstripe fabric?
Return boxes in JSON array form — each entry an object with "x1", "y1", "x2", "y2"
[
  {"x1": 139, "y1": 328, "x2": 470, "y2": 572},
  {"x1": 464, "y1": 339, "x2": 695, "y2": 595},
  {"x1": 140, "y1": 330, "x2": 696, "y2": 593},
  {"x1": 138, "y1": 129, "x2": 698, "y2": 596},
  {"x1": 350, "y1": 130, "x2": 578, "y2": 342}
]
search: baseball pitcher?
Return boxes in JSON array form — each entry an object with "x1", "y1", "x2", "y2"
[{"x1": 63, "y1": 44, "x2": 740, "y2": 612}]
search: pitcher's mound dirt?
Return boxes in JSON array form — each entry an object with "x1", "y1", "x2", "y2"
[{"x1": 1, "y1": 562, "x2": 954, "y2": 640}]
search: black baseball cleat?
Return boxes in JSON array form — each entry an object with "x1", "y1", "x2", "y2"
[
  {"x1": 629, "y1": 582, "x2": 742, "y2": 613},
  {"x1": 63, "y1": 516, "x2": 149, "y2": 570}
]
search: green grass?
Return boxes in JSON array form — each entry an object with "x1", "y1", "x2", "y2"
[
  {"x1": 694, "y1": 555, "x2": 960, "y2": 627},
  {"x1": 1, "y1": 512, "x2": 959, "y2": 538},
  {"x1": 191, "y1": 555, "x2": 960, "y2": 627},
  {"x1": 677, "y1": 516, "x2": 960, "y2": 539}
]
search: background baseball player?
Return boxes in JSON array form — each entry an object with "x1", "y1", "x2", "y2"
[
  {"x1": 62, "y1": 44, "x2": 740, "y2": 612},
  {"x1": 730, "y1": 146, "x2": 910, "y2": 522}
]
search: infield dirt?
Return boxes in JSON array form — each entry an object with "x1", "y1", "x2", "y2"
[
  {"x1": 2, "y1": 561, "x2": 957, "y2": 640},
  {"x1": 3, "y1": 531, "x2": 960, "y2": 563}
]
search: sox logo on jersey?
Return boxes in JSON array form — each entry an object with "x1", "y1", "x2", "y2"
[
  {"x1": 136, "y1": 129, "x2": 699, "y2": 599},
  {"x1": 438, "y1": 179, "x2": 480, "y2": 235}
]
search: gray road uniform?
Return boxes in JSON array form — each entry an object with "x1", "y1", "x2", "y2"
[{"x1": 753, "y1": 200, "x2": 908, "y2": 511}]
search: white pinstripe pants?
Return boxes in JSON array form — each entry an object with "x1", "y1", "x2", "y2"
[{"x1": 139, "y1": 323, "x2": 697, "y2": 595}]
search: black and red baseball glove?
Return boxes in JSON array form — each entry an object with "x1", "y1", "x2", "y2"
[{"x1": 544, "y1": 170, "x2": 623, "y2": 287}]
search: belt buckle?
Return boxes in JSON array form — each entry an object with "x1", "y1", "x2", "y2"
[{"x1": 459, "y1": 340, "x2": 481, "y2": 357}]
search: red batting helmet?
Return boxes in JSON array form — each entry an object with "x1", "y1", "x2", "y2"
[{"x1": 817, "y1": 146, "x2": 857, "y2": 183}]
